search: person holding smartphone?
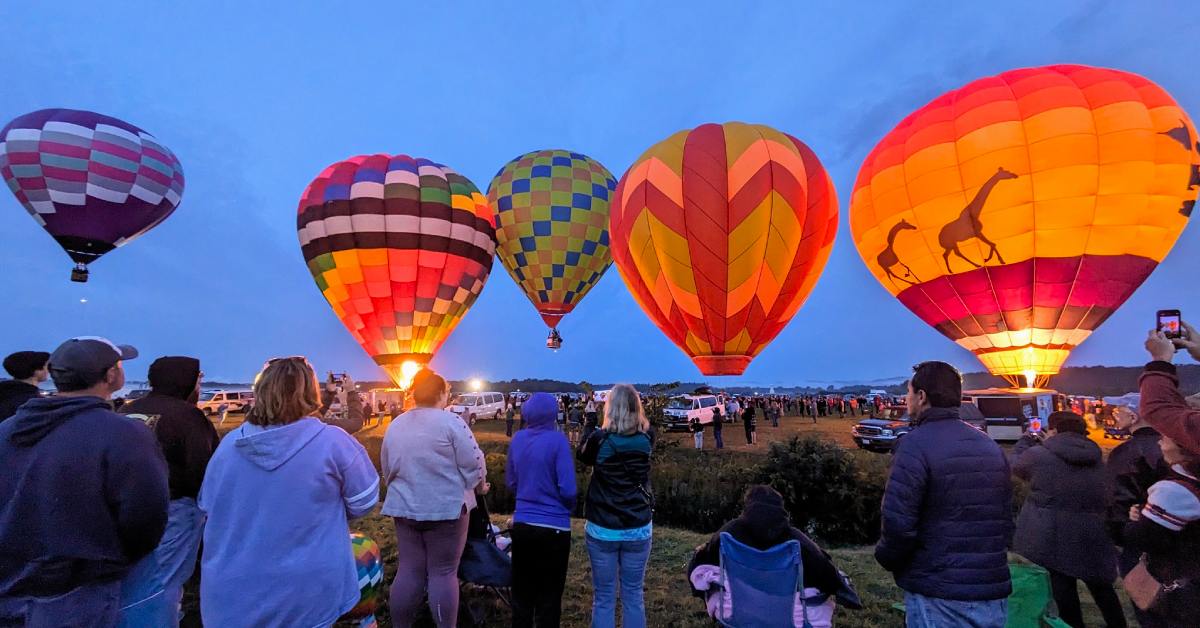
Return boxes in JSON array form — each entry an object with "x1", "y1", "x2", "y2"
[{"x1": 1142, "y1": 320, "x2": 1200, "y2": 455}]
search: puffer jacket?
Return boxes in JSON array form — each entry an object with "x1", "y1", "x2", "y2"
[
  {"x1": 1012, "y1": 432, "x2": 1117, "y2": 581},
  {"x1": 577, "y1": 429, "x2": 652, "y2": 530},
  {"x1": 875, "y1": 406, "x2": 1013, "y2": 601}
]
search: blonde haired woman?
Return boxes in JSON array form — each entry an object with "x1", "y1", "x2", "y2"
[
  {"x1": 381, "y1": 368, "x2": 486, "y2": 627},
  {"x1": 198, "y1": 357, "x2": 379, "y2": 627},
  {"x1": 577, "y1": 384, "x2": 654, "y2": 628}
]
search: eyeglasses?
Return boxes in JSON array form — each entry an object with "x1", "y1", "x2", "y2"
[{"x1": 268, "y1": 356, "x2": 307, "y2": 364}]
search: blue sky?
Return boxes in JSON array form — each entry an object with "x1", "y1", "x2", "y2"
[{"x1": 1, "y1": 1, "x2": 1196, "y2": 385}]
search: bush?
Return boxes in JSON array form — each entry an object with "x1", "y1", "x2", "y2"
[
  {"x1": 757, "y1": 436, "x2": 886, "y2": 545},
  {"x1": 648, "y1": 448, "x2": 762, "y2": 533}
]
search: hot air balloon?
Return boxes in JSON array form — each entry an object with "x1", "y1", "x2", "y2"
[
  {"x1": 610, "y1": 122, "x2": 839, "y2": 376},
  {"x1": 0, "y1": 108, "x2": 185, "y2": 282},
  {"x1": 297, "y1": 154, "x2": 496, "y2": 388},
  {"x1": 850, "y1": 64, "x2": 1199, "y2": 388},
  {"x1": 487, "y1": 149, "x2": 617, "y2": 349}
]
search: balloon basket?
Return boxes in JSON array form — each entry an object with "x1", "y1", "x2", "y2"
[
  {"x1": 546, "y1": 329, "x2": 562, "y2": 350},
  {"x1": 70, "y1": 264, "x2": 89, "y2": 283}
]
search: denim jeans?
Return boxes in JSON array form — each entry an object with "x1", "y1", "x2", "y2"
[
  {"x1": 118, "y1": 498, "x2": 205, "y2": 628},
  {"x1": 0, "y1": 581, "x2": 120, "y2": 627},
  {"x1": 904, "y1": 592, "x2": 1007, "y2": 628},
  {"x1": 586, "y1": 536, "x2": 651, "y2": 628}
]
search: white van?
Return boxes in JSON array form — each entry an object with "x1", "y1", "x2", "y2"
[
  {"x1": 448, "y1": 392, "x2": 506, "y2": 423},
  {"x1": 663, "y1": 394, "x2": 720, "y2": 430},
  {"x1": 198, "y1": 390, "x2": 255, "y2": 415}
]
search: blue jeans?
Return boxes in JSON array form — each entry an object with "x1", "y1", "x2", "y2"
[
  {"x1": 118, "y1": 498, "x2": 205, "y2": 627},
  {"x1": 586, "y1": 536, "x2": 651, "y2": 628},
  {"x1": 904, "y1": 592, "x2": 1006, "y2": 628},
  {"x1": 0, "y1": 581, "x2": 120, "y2": 627}
]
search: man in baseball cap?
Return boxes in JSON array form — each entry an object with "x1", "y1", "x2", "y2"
[{"x1": 0, "y1": 336, "x2": 168, "y2": 625}]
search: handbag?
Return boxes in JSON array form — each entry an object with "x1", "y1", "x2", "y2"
[{"x1": 1124, "y1": 554, "x2": 1186, "y2": 611}]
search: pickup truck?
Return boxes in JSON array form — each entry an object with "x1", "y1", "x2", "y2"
[{"x1": 851, "y1": 406, "x2": 912, "y2": 452}]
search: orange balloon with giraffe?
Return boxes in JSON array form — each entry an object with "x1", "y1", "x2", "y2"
[{"x1": 851, "y1": 64, "x2": 1198, "y2": 387}]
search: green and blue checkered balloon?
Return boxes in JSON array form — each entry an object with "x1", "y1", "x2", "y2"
[{"x1": 488, "y1": 149, "x2": 616, "y2": 332}]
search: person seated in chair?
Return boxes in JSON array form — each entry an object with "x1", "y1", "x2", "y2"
[{"x1": 686, "y1": 485, "x2": 861, "y2": 627}]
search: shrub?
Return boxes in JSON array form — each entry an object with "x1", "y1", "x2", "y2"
[
  {"x1": 647, "y1": 448, "x2": 762, "y2": 533},
  {"x1": 757, "y1": 436, "x2": 886, "y2": 545}
]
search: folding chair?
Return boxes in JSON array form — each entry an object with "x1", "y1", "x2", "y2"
[{"x1": 717, "y1": 532, "x2": 811, "y2": 628}]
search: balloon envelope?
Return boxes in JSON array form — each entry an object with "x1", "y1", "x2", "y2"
[
  {"x1": 850, "y1": 65, "x2": 1198, "y2": 385},
  {"x1": 0, "y1": 108, "x2": 185, "y2": 280},
  {"x1": 610, "y1": 122, "x2": 838, "y2": 376},
  {"x1": 297, "y1": 154, "x2": 496, "y2": 385},
  {"x1": 488, "y1": 149, "x2": 616, "y2": 330}
]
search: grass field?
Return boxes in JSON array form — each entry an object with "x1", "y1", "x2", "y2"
[{"x1": 339, "y1": 514, "x2": 1134, "y2": 627}]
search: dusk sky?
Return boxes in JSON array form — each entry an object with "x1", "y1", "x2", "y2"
[{"x1": 1, "y1": 1, "x2": 1196, "y2": 385}]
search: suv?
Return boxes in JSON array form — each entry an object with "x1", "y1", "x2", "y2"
[
  {"x1": 663, "y1": 394, "x2": 720, "y2": 431},
  {"x1": 198, "y1": 390, "x2": 255, "y2": 415},
  {"x1": 851, "y1": 406, "x2": 912, "y2": 452}
]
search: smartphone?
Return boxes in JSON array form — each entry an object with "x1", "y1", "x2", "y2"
[{"x1": 1157, "y1": 309, "x2": 1183, "y2": 340}]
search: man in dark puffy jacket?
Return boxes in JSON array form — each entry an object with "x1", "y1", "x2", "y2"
[
  {"x1": 119, "y1": 356, "x2": 219, "y2": 625},
  {"x1": 0, "y1": 337, "x2": 168, "y2": 626},
  {"x1": 0, "y1": 351, "x2": 49, "y2": 422},
  {"x1": 875, "y1": 361, "x2": 1012, "y2": 628}
]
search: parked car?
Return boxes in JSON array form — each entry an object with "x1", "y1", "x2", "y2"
[
  {"x1": 447, "y1": 391, "x2": 506, "y2": 424},
  {"x1": 851, "y1": 406, "x2": 912, "y2": 452},
  {"x1": 663, "y1": 394, "x2": 720, "y2": 431},
  {"x1": 197, "y1": 390, "x2": 255, "y2": 415}
]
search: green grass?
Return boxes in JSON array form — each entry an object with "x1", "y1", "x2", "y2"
[{"x1": 341, "y1": 514, "x2": 1136, "y2": 628}]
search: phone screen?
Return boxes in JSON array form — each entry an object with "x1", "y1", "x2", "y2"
[{"x1": 1158, "y1": 311, "x2": 1182, "y2": 339}]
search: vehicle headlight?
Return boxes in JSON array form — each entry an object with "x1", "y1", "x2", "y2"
[{"x1": 881, "y1": 429, "x2": 893, "y2": 436}]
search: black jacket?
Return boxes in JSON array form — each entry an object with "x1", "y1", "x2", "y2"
[
  {"x1": 1012, "y1": 432, "x2": 1117, "y2": 581},
  {"x1": 0, "y1": 396, "x2": 168, "y2": 597},
  {"x1": 120, "y1": 357, "x2": 219, "y2": 501},
  {"x1": 875, "y1": 407, "x2": 1013, "y2": 601},
  {"x1": 578, "y1": 429, "x2": 653, "y2": 530},
  {"x1": 0, "y1": 380, "x2": 40, "y2": 423},
  {"x1": 1105, "y1": 427, "x2": 1167, "y2": 550}
]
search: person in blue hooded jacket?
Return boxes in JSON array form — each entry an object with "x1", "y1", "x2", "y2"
[
  {"x1": 197, "y1": 357, "x2": 378, "y2": 628},
  {"x1": 507, "y1": 392, "x2": 578, "y2": 627},
  {"x1": 0, "y1": 337, "x2": 167, "y2": 627},
  {"x1": 875, "y1": 361, "x2": 1013, "y2": 628}
]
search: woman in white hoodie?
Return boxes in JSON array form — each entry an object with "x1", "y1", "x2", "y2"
[{"x1": 381, "y1": 368, "x2": 486, "y2": 627}]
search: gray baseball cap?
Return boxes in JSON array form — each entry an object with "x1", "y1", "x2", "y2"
[{"x1": 49, "y1": 336, "x2": 138, "y2": 382}]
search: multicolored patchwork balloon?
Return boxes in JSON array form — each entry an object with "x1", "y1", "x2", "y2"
[
  {"x1": 298, "y1": 154, "x2": 496, "y2": 386},
  {"x1": 345, "y1": 532, "x2": 384, "y2": 620},
  {"x1": 0, "y1": 108, "x2": 185, "y2": 282},
  {"x1": 850, "y1": 64, "x2": 1199, "y2": 387},
  {"x1": 611, "y1": 122, "x2": 839, "y2": 376},
  {"x1": 488, "y1": 149, "x2": 616, "y2": 341}
]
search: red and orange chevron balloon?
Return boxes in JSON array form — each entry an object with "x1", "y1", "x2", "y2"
[
  {"x1": 850, "y1": 65, "x2": 1199, "y2": 387},
  {"x1": 610, "y1": 122, "x2": 838, "y2": 376}
]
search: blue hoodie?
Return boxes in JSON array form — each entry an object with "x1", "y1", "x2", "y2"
[
  {"x1": 198, "y1": 417, "x2": 379, "y2": 627},
  {"x1": 0, "y1": 396, "x2": 168, "y2": 597},
  {"x1": 507, "y1": 393, "x2": 577, "y2": 529}
]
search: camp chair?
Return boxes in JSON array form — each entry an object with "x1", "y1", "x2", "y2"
[
  {"x1": 457, "y1": 498, "x2": 512, "y2": 605},
  {"x1": 717, "y1": 531, "x2": 811, "y2": 628}
]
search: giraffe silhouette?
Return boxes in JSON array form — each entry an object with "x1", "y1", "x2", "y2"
[
  {"x1": 1160, "y1": 119, "x2": 1193, "y2": 151},
  {"x1": 938, "y1": 166, "x2": 1017, "y2": 273},
  {"x1": 878, "y1": 219, "x2": 918, "y2": 286},
  {"x1": 1161, "y1": 119, "x2": 1200, "y2": 217}
]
